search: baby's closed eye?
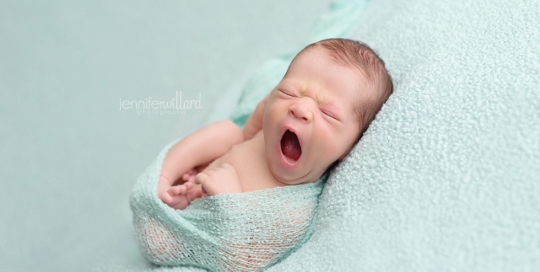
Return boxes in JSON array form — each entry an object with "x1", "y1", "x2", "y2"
[
  {"x1": 279, "y1": 89, "x2": 296, "y2": 97},
  {"x1": 320, "y1": 108, "x2": 341, "y2": 121}
]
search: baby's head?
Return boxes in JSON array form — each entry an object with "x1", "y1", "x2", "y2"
[{"x1": 262, "y1": 38, "x2": 393, "y2": 184}]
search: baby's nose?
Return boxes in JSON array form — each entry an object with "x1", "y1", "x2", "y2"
[{"x1": 289, "y1": 100, "x2": 313, "y2": 122}]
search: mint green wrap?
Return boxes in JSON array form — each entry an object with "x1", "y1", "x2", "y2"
[{"x1": 130, "y1": 139, "x2": 324, "y2": 271}]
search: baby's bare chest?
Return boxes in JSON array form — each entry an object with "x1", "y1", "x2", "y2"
[{"x1": 205, "y1": 133, "x2": 281, "y2": 192}]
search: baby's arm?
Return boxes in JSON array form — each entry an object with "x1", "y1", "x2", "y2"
[
  {"x1": 158, "y1": 120, "x2": 244, "y2": 208},
  {"x1": 243, "y1": 93, "x2": 269, "y2": 141},
  {"x1": 195, "y1": 163, "x2": 242, "y2": 195}
]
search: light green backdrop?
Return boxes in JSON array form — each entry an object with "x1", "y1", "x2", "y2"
[{"x1": 0, "y1": 1, "x2": 334, "y2": 270}]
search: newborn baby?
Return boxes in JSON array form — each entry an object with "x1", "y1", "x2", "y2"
[{"x1": 157, "y1": 38, "x2": 393, "y2": 209}]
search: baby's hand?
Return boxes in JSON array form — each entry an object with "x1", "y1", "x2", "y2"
[
  {"x1": 158, "y1": 172, "x2": 202, "y2": 210},
  {"x1": 195, "y1": 163, "x2": 242, "y2": 196}
]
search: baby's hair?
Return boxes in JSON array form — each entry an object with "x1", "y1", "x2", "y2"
[{"x1": 292, "y1": 38, "x2": 394, "y2": 142}]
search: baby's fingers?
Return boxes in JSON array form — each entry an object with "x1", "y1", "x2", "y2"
[
  {"x1": 158, "y1": 191, "x2": 173, "y2": 204},
  {"x1": 195, "y1": 172, "x2": 208, "y2": 185},
  {"x1": 187, "y1": 188, "x2": 203, "y2": 202},
  {"x1": 182, "y1": 173, "x2": 191, "y2": 181},
  {"x1": 182, "y1": 169, "x2": 198, "y2": 181},
  {"x1": 184, "y1": 179, "x2": 194, "y2": 190},
  {"x1": 195, "y1": 169, "x2": 215, "y2": 184},
  {"x1": 168, "y1": 185, "x2": 187, "y2": 196}
]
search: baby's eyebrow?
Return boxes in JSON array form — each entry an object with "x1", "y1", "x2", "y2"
[{"x1": 281, "y1": 81, "x2": 303, "y2": 95}]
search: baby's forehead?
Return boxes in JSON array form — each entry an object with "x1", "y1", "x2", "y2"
[{"x1": 294, "y1": 44, "x2": 379, "y2": 85}]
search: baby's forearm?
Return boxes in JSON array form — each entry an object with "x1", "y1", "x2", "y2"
[{"x1": 161, "y1": 120, "x2": 244, "y2": 185}]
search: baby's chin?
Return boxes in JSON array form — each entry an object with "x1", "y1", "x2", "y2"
[{"x1": 269, "y1": 159, "x2": 321, "y2": 185}]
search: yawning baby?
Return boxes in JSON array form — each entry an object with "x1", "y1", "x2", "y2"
[
  {"x1": 132, "y1": 38, "x2": 393, "y2": 271},
  {"x1": 158, "y1": 38, "x2": 393, "y2": 209}
]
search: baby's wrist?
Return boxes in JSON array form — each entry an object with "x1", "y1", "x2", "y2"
[{"x1": 159, "y1": 174, "x2": 173, "y2": 185}]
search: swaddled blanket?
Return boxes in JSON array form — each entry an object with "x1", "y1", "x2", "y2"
[{"x1": 130, "y1": 139, "x2": 324, "y2": 271}]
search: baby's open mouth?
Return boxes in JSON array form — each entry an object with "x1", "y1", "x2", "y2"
[{"x1": 281, "y1": 130, "x2": 302, "y2": 161}]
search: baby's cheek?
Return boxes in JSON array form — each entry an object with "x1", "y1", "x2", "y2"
[{"x1": 332, "y1": 134, "x2": 354, "y2": 158}]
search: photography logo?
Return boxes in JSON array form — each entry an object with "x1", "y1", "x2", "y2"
[{"x1": 119, "y1": 91, "x2": 202, "y2": 115}]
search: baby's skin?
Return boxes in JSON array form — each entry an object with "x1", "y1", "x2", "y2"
[{"x1": 158, "y1": 46, "x2": 364, "y2": 209}]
